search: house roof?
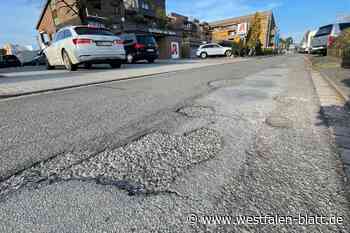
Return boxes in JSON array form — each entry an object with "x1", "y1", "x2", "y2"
[
  {"x1": 209, "y1": 11, "x2": 273, "y2": 27},
  {"x1": 36, "y1": 0, "x2": 51, "y2": 29}
]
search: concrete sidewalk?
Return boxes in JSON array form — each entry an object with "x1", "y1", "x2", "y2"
[{"x1": 0, "y1": 58, "x2": 245, "y2": 98}]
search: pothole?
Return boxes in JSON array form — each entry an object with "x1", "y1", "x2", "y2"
[
  {"x1": 265, "y1": 115, "x2": 293, "y2": 128},
  {"x1": 61, "y1": 128, "x2": 222, "y2": 195},
  {"x1": 177, "y1": 105, "x2": 215, "y2": 118},
  {"x1": 244, "y1": 80, "x2": 275, "y2": 88},
  {"x1": 1, "y1": 128, "x2": 223, "y2": 198}
]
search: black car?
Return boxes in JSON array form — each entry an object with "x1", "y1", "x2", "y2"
[
  {"x1": 0, "y1": 55, "x2": 21, "y2": 68},
  {"x1": 119, "y1": 34, "x2": 159, "y2": 63}
]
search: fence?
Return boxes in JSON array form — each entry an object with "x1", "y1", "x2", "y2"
[{"x1": 328, "y1": 47, "x2": 350, "y2": 58}]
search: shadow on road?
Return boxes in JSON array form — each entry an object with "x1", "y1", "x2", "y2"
[
  {"x1": 342, "y1": 79, "x2": 350, "y2": 89},
  {"x1": 316, "y1": 100, "x2": 350, "y2": 190}
]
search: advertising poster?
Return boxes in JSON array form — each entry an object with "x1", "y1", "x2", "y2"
[{"x1": 171, "y1": 42, "x2": 180, "y2": 59}]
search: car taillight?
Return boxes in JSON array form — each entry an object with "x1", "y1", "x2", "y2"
[
  {"x1": 134, "y1": 43, "x2": 145, "y2": 49},
  {"x1": 113, "y1": 39, "x2": 123, "y2": 45},
  {"x1": 72, "y1": 38, "x2": 92, "y2": 45},
  {"x1": 327, "y1": 36, "x2": 335, "y2": 47}
]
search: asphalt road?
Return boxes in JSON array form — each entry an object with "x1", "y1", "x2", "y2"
[
  {"x1": 0, "y1": 57, "x2": 266, "y2": 180},
  {"x1": 0, "y1": 55, "x2": 349, "y2": 233}
]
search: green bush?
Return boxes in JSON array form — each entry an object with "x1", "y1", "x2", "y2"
[
  {"x1": 261, "y1": 48, "x2": 274, "y2": 55},
  {"x1": 330, "y1": 28, "x2": 350, "y2": 58}
]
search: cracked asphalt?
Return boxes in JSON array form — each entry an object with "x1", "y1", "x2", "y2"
[{"x1": 0, "y1": 55, "x2": 349, "y2": 232}]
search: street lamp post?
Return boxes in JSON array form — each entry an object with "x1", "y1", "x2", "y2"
[{"x1": 121, "y1": 17, "x2": 125, "y2": 33}]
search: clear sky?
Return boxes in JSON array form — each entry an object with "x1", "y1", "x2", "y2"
[{"x1": 1, "y1": 0, "x2": 350, "y2": 48}]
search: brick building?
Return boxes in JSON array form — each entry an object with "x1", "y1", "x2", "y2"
[
  {"x1": 36, "y1": 0, "x2": 181, "y2": 59},
  {"x1": 168, "y1": 13, "x2": 211, "y2": 58},
  {"x1": 209, "y1": 11, "x2": 277, "y2": 48}
]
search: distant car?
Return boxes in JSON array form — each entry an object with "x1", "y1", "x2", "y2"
[
  {"x1": 0, "y1": 55, "x2": 21, "y2": 68},
  {"x1": 311, "y1": 22, "x2": 350, "y2": 56},
  {"x1": 42, "y1": 26, "x2": 126, "y2": 71},
  {"x1": 119, "y1": 33, "x2": 159, "y2": 63},
  {"x1": 196, "y1": 43, "x2": 232, "y2": 59}
]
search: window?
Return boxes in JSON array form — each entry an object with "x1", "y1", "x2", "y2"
[
  {"x1": 50, "y1": 0, "x2": 56, "y2": 9},
  {"x1": 136, "y1": 35, "x2": 156, "y2": 46},
  {"x1": 202, "y1": 45, "x2": 212, "y2": 49},
  {"x1": 141, "y1": 1, "x2": 150, "y2": 10},
  {"x1": 315, "y1": 25, "x2": 333, "y2": 37},
  {"x1": 124, "y1": 0, "x2": 138, "y2": 9},
  {"x1": 340, "y1": 23, "x2": 350, "y2": 31},
  {"x1": 74, "y1": 27, "x2": 114, "y2": 36},
  {"x1": 52, "y1": 10, "x2": 60, "y2": 26},
  {"x1": 53, "y1": 31, "x2": 64, "y2": 42},
  {"x1": 64, "y1": 30, "x2": 72, "y2": 39}
]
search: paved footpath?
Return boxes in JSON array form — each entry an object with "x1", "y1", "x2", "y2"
[
  {"x1": 307, "y1": 56, "x2": 350, "y2": 184},
  {"x1": 0, "y1": 58, "x2": 245, "y2": 98}
]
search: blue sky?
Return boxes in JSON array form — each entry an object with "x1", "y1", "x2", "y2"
[{"x1": 1, "y1": 0, "x2": 350, "y2": 48}]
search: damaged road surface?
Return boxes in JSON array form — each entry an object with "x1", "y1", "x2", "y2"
[{"x1": 0, "y1": 56, "x2": 350, "y2": 233}]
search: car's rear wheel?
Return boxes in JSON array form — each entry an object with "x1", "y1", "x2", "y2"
[
  {"x1": 62, "y1": 50, "x2": 77, "y2": 71},
  {"x1": 147, "y1": 59, "x2": 155, "y2": 63},
  {"x1": 200, "y1": 52, "x2": 208, "y2": 59},
  {"x1": 110, "y1": 61, "x2": 122, "y2": 69},
  {"x1": 127, "y1": 54, "x2": 134, "y2": 64},
  {"x1": 225, "y1": 50, "x2": 232, "y2": 57}
]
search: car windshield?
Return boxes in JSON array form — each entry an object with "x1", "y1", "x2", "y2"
[
  {"x1": 136, "y1": 35, "x2": 156, "y2": 45},
  {"x1": 74, "y1": 27, "x2": 114, "y2": 36},
  {"x1": 315, "y1": 25, "x2": 333, "y2": 36}
]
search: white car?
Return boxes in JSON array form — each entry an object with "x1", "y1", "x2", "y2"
[
  {"x1": 42, "y1": 26, "x2": 126, "y2": 71},
  {"x1": 196, "y1": 43, "x2": 232, "y2": 59}
]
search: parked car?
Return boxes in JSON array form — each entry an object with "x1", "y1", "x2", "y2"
[
  {"x1": 0, "y1": 55, "x2": 21, "y2": 68},
  {"x1": 311, "y1": 22, "x2": 350, "y2": 56},
  {"x1": 196, "y1": 43, "x2": 232, "y2": 59},
  {"x1": 42, "y1": 26, "x2": 126, "y2": 71},
  {"x1": 119, "y1": 33, "x2": 159, "y2": 64},
  {"x1": 23, "y1": 51, "x2": 46, "y2": 66},
  {"x1": 305, "y1": 30, "x2": 317, "y2": 54}
]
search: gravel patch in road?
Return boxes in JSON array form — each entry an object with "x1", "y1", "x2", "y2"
[
  {"x1": 59, "y1": 128, "x2": 222, "y2": 194},
  {"x1": 0, "y1": 152, "x2": 92, "y2": 199},
  {"x1": 0, "y1": 127, "x2": 222, "y2": 198}
]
